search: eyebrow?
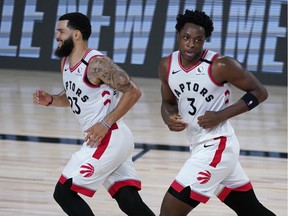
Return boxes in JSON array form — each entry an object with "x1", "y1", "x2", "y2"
[{"x1": 56, "y1": 27, "x2": 67, "y2": 31}]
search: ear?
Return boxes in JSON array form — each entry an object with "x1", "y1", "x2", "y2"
[
  {"x1": 176, "y1": 32, "x2": 179, "y2": 42},
  {"x1": 73, "y1": 30, "x2": 82, "y2": 40}
]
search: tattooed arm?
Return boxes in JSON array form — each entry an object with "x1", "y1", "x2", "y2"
[
  {"x1": 87, "y1": 55, "x2": 141, "y2": 126},
  {"x1": 84, "y1": 55, "x2": 141, "y2": 146}
]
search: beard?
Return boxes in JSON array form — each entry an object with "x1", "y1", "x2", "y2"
[{"x1": 54, "y1": 36, "x2": 74, "y2": 58}]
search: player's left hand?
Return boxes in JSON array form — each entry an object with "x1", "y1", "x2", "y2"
[
  {"x1": 84, "y1": 122, "x2": 109, "y2": 147},
  {"x1": 197, "y1": 111, "x2": 224, "y2": 129}
]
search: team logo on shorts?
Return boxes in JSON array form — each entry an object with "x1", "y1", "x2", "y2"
[
  {"x1": 197, "y1": 170, "x2": 211, "y2": 184},
  {"x1": 80, "y1": 163, "x2": 94, "y2": 178}
]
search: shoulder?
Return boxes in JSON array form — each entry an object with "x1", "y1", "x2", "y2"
[
  {"x1": 158, "y1": 55, "x2": 170, "y2": 81},
  {"x1": 211, "y1": 55, "x2": 246, "y2": 84},
  {"x1": 159, "y1": 55, "x2": 170, "y2": 67},
  {"x1": 213, "y1": 55, "x2": 243, "y2": 71},
  {"x1": 89, "y1": 55, "x2": 109, "y2": 64},
  {"x1": 88, "y1": 55, "x2": 118, "y2": 72}
]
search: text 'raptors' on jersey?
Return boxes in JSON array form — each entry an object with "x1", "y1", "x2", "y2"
[
  {"x1": 167, "y1": 49, "x2": 234, "y2": 144},
  {"x1": 62, "y1": 49, "x2": 119, "y2": 132}
]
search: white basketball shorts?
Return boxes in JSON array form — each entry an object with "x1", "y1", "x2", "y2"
[
  {"x1": 170, "y1": 135, "x2": 252, "y2": 203},
  {"x1": 58, "y1": 121, "x2": 141, "y2": 197}
]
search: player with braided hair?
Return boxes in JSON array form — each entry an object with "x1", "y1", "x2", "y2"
[{"x1": 158, "y1": 9, "x2": 276, "y2": 216}]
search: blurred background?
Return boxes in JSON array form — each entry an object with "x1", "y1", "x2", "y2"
[
  {"x1": 0, "y1": 1, "x2": 287, "y2": 215},
  {"x1": 0, "y1": 0, "x2": 286, "y2": 85}
]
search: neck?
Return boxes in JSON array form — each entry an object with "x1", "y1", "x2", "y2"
[
  {"x1": 180, "y1": 49, "x2": 204, "y2": 68},
  {"x1": 69, "y1": 44, "x2": 89, "y2": 66}
]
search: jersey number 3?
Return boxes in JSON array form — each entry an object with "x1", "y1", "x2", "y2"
[{"x1": 187, "y1": 98, "x2": 197, "y2": 115}]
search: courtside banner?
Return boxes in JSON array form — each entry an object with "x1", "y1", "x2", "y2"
[{"x1": 0, "y1": 0, "x2": 286, "y2": 85}]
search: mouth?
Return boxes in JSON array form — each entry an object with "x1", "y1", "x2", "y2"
[
  {"x1": 57, "y1": 41, "x2": 63, "y2": 47},
  {"x1": 185, "y1": 51, "x2": 194, "y2": 57}
]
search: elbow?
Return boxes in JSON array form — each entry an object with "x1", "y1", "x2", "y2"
[
  {"x1": 132, "y1": 86, "x2": 142, "y2": 102},
  {"x1": 259, "y1": 86, "x2": 268, "y2": 103},
  {"x1": 136, "y1": 87, "x2": 142, "y2": 99},
  {"x1": 263, "y1": 90, "x2": 268, "y2": 102},
  {"x1": 130, "y1": 80, "x2": 141, "y2": 101}
]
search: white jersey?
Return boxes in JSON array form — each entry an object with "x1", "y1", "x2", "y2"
[
  {"x1": 60, "y1": 50, "x2": 141, "y2": 198},
  {"x1": 62, "y1": 49, "x2": 120, "y2": 133},
  {"x1": 168, "y1": 49, "x2": 235, "y2": 145}
]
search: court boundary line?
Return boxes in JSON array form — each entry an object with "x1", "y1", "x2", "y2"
[{"x1": 1, "y1": 134, "x2": 287, "y2": 160}]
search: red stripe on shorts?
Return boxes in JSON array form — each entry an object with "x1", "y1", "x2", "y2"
[
  {"x1": 209, "y1": 136, "x2": 227, "y2": 168},
  {"x1": 58, "y1": 175, "x2": 96, "y2": 197},
  {"x1": 108, "y1": 179, "x2": 142, "y2": 197},
  {"x1": 71, "y1": 183, "x2": 96, "y2": 197},
  {"x1": 218, "y1": 182, "x2": 253, "y2": 201},
  {"x1": 171, "y1": 180, "x2": 209, "y2": 203},
  {"x1": 190, "y1": 190, "x2": 209, "y2": 203},
  {"x1": 171, "y1": 180, "x2": 184, "y2": 192},
  {"x1": 92, "y1": 123, "x2": 118, "y2": 159}
]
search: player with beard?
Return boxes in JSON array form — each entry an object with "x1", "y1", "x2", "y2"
[{"x1": 33, "y1": 12, "x2": 155, "y2": 216}]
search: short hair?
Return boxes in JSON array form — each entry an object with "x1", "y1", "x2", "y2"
[
  {"x1": 59, "y1": 12, "x2": 92, "y2": 41},
  {"x1": 175, "y1": 9, "x2": 214, "y2": 38}
]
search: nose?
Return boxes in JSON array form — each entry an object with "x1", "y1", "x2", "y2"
[
  {"x1": 55, "y1": 31, "x2": 60, "y2": 40},
  {"x1": 187, "y1": 39, "x2": 195, "y2": 48}
]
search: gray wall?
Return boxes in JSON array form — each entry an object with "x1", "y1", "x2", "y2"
[{"x1": 0, "y1": 0, "x2": 286, "y2": 86}]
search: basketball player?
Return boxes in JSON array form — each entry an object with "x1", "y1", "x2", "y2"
[
  {"x1": 33, "y1": 12, "x2": 155, "y2": 216},
  {"x1": 158, "y1": 9, "x2": 276, "y2": 216}
]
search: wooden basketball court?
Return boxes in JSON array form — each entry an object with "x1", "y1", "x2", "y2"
[{"x1": 0, "y1": 69, "x2": 287, "y2": 215}]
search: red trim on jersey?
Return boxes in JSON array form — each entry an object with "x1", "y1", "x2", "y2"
[
  {"x1": 209, "y1": 136, "x2": 227, "y2": 168},
  {"x1": 224, "y1": 90, "x2": 231, "y2": 105},
  {"x1": 82, "y1": 49, "x2": 93, "y2": 59},
  {"x1": 178, "y1": 49, "x2": 208, "y2": 73},
  {"x1": 202, "y1": 49, "x2": 209, "y2": 58},
  {"x1": 103, "y1": 99, "x2": 111, "y2": 105},
  {"x1": 58, "y1": 175, "x2": 96, "y2": 197},
  {"x1": 82, "y1": 53, "x2": 104, "y2": 88},
  {"x1": 68, "y1": 49, "x2": 93, "y2": 72},
  {"x1": 92, "y1": 123, "x2": 118, "y2": 159},
  {"x1": 108, "y1": 179, "x2": 142, "y2": 197},
  {"x1": 217, "y1": 182, "x2": 253, "y2": 202},
  {"x1": 166, "y1": 54, "x2": 173, "y2": 82},
  {"x1": 102, "y1": 90, "x2": 111, "y2": 97},
  {"x1": 208, "y1": 53, "x2": 223, "y2": 86},
  {"x1": 171, "y1": 180, "x2": 210, "y2": 203},
  {"x1": 102, "y1": 91, "x2": 111, "y2": 105}
]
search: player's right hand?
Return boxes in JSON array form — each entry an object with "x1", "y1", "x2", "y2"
[
  {"x1": 33, "y1": 90, "x2": 53, "y2": 106},
  {"x1": 165, "y1": 114, "x2": 187, "y2": 132}
]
